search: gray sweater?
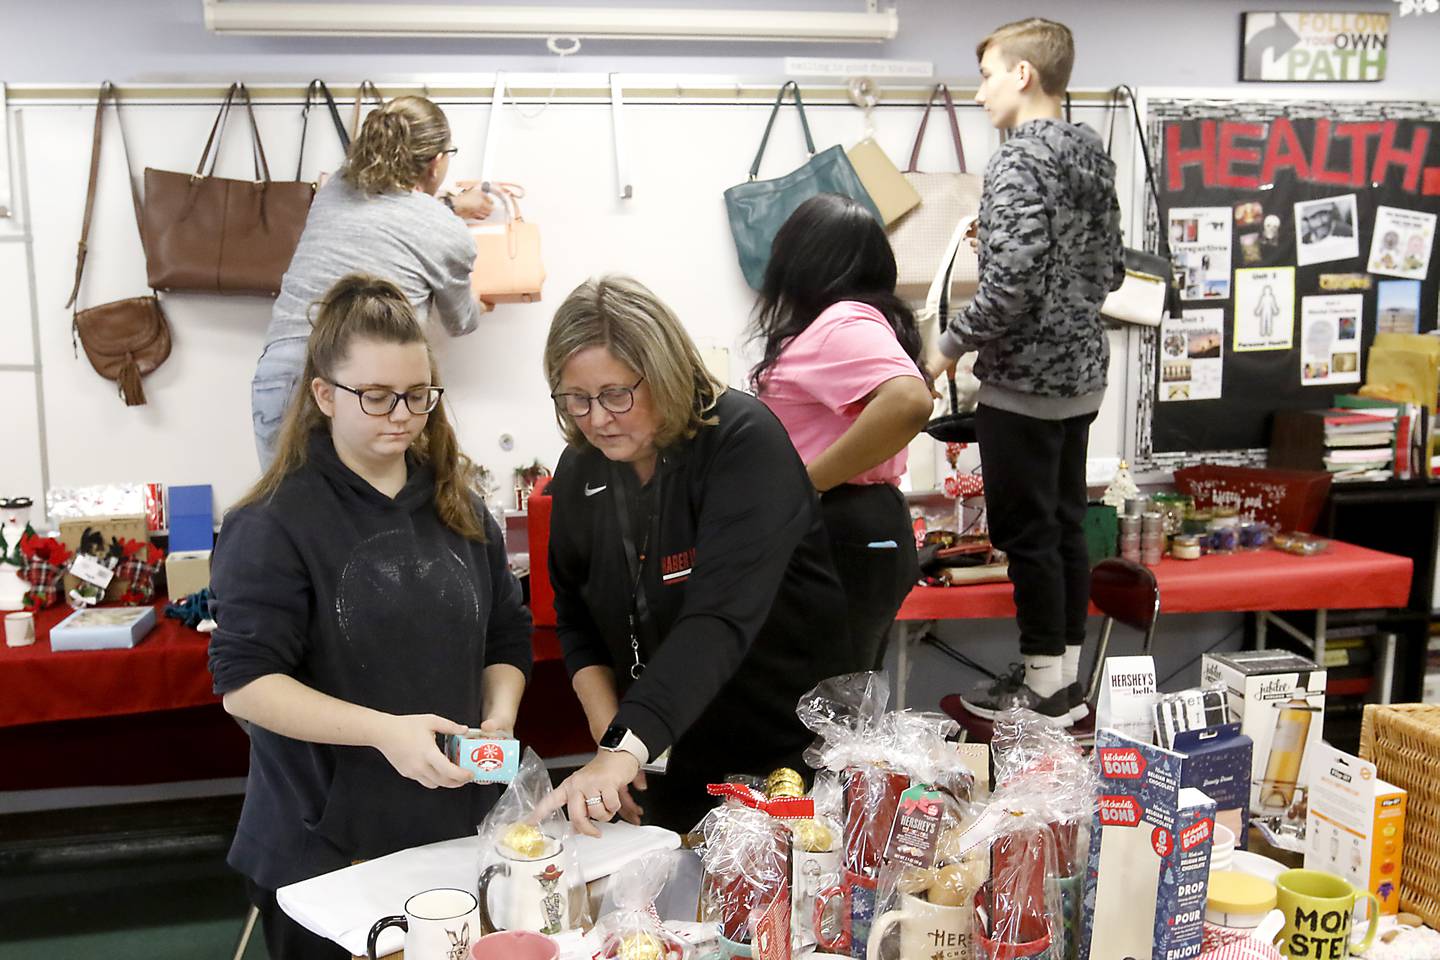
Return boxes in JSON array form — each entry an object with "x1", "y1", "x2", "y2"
[
  {"x1": 265, "y1": 176, "x2": 481, "y2": 345},
  {"x1": 939, "y1": 119, "x2": 1124, "y2": 420}
]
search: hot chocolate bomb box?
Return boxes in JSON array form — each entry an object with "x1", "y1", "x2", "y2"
[{"x1": 1082, "y1": 729, "x2": 1216, "y2": 960}]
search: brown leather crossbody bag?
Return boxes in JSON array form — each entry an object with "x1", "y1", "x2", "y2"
[{"x1": 64, "y1": 82, "x2": 171, "y2": 407}]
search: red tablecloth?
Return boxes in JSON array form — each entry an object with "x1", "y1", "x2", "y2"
[
  {"x1": 0, "y1": 601, "x2": 217, "y2": 728},
  {"x1": 897, "y1": 539, "x2": 1413, "y2": 621},
  {"x1": 0, "y1": 602, "x2": 592, "y2": 758}
]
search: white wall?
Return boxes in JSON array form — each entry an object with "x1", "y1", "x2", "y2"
[
  {"x1": 3, "y1": 85, "x2": 1130, "y2": 514},
  {"x1": 2, "y1": 0, "x2": 1434, "y2": 89}
]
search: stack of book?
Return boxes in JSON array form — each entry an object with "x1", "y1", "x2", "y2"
[{"x1": 1269, "y1": 397, "x2": 1431, "y2": 482}]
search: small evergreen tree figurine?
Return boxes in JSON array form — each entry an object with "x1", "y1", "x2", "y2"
[{"x1": 1102, "y1": 460, "x2": 1140, "y2": 511}]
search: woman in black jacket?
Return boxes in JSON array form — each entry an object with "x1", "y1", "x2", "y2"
[
  {"x1": 210, "y1": 274, "x2": 531, "y2": 959},
  {"x1": 533, "y1": 275, "x2": 849, "y2": 834}
]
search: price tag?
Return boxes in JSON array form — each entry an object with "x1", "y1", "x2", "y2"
[{"x1": 70, "y1": 554, "x2": 115, "y2": 590}]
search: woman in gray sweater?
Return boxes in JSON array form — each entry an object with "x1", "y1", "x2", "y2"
[{"x1": 252, "y1": 95, "x2": 492, "y2": 469}]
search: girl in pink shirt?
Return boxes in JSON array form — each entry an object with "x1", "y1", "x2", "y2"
[{"x1": 752, "y1": 194, "x2": 934, "y2": 671}]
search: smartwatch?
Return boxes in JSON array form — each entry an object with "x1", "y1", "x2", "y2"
[{"x1": 599, "y1": 724, "x2": 649, "y2": 766}]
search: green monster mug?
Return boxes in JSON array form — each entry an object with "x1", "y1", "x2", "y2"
[{"x1": 1274, "y1": 869, "x2": 1380, "y2": 959}]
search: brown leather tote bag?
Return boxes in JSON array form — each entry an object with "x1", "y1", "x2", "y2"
[
  {"x1": 142, "y1": 83, "x2": 315, "y2": 295},
  {"x1": 65, "y1": 83, "x2": 171, "y2": 407}
]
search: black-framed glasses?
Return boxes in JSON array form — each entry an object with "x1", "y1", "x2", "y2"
[
  {"x1": 329, "y1": 381, "x2": 444, "y2": 416},
  {"x1": 437, "y1": 146, "x2": 459, "y2": 158},
  {"x1": 551, "y1": 377, "x2": 644, "y2": 417}
]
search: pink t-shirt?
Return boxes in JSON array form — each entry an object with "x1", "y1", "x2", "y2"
[{"x1": 758, "y1": 300, "x2": 925, "y2": 486}]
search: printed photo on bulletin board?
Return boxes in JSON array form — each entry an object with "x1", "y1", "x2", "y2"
[{"x1": 1138, "y1": 97, "x2": 1440, "y2": 461}]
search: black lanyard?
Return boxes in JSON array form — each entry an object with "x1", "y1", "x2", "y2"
[{"x1": 610, "y1": 463, "x2": 660, "y2": 680}]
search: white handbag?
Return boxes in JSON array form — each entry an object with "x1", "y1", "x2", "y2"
[
  {"x1": 1099, "y1": 86, "x2": 1176, "y2": 328},
  {"x1": 890, "y1": 84, "x2": 983, "y2": 304},
  {"x1": 1100, "y1": 248, "x2": 1171, "y2": 328}
]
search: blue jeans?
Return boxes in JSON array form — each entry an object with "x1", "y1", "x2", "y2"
[{"x1": 250, "y1": 337, "x2": 308, "y2": 471}]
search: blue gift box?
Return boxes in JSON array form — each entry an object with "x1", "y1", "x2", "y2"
[
  {"x1": 167, "y1": 485, "x2": 214, "y2": 552},
  {"x1": 1175, "y1": 723, "x2": 1254, "y2": 849},
  {"x1": 49, "y1": 604, "x2": 156, "y2": 651}
]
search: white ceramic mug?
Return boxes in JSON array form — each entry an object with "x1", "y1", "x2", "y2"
[
  {"x1": 366, "y1": 887, "x2": 480, "y2": 960},
  {"x1": 868, "y1": 890, "x2": 971, "y2": 960},
  {"x1": 4, "y1": 611, "x2": 35, "y2": 647},
  {"x1": 477, "y1": 836, "x2": 575, "y2": 935}
]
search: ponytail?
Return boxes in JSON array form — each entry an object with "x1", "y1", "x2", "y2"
[{"x1": 342, "y1": 96, "x2": 451, "y2": 195}]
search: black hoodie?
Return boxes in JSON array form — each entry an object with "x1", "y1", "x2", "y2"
[
  {"x1": 208, "y1": 430, "x2": 532, "y2": 890},
  {"x1": 547, "y1": 390, "x2": 850, "y2": 787}
]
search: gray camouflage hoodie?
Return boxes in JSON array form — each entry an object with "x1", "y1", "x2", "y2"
[{"x1": 938, "y1": 118, "x2": 1124, "y2": 419}]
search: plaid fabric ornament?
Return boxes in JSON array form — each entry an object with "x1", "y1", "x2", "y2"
[
  {"x1": 115, "y1": 538, "x2": 165, "y2": 605},
  {"x1": 18, "y1": 532, "x2": 74, "y2": 610}
]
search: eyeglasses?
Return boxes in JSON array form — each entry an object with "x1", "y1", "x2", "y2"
[
  {"x1": 551, "y1": 377, "x2": 644, "y2": 417},
  {"x1": 437, "y1": 146, "x2": 459, "y2": 158},
  {"x1": 329, "y1": 381, "x2": 444, "y2": 416}
]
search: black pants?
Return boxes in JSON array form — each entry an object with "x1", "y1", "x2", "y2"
[
  {"x1": 245, "y1": 876, "x2": 349, "y2": 960},
  {"x1": 820, "y1": 483, "x2": 921, "y2": 672},
  {"x1": 975, "y1": 403, "x2": 1095, "y2": 658}
]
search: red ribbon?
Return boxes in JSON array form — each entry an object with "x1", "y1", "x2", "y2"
[{"x1": 705, "y1": 783, "x2": 815, "y2": 820}]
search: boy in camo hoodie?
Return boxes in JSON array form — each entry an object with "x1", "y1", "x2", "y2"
[{"x1": 927, "y1": 18, "x2": 1125, "y2": 726}]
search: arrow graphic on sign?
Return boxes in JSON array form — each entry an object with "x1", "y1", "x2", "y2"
[{"x1": 1245, "y1": 13, "x2": 1301, "y2": 78}]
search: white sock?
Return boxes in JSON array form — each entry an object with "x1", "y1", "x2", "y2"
[
  {"x1": 1062, "y1": 645, "x2": 1082, "y2": 687},
  {"x1": 1024, "y1": 654, "x2": 1065, "y2": 698}
]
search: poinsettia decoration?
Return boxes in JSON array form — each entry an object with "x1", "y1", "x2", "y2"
[
  {"x1": 116, "y1": 538, "x2": 166, "y2": 605},
  {"x1": 17, "y1": 532, "x2": 74, "y2": 611}
]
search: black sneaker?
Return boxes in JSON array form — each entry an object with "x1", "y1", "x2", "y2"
[{"x1": 958, "y1": 664, "x2": 1074, "y2": 726}]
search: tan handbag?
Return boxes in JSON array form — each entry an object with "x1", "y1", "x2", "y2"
[
  {"x1": 64, "y1": 83, "x2": 172, "y2": 407},
  {"x1": 889, "y1": 84, "x2": 983, "y2": 304},
  {"x1": 470, "y1": 182, "x2": 544, "y2": 304},
  {"x1": 847, "y1": 137, "x2": 920, "y2": 226},
  {"x1": 142, "y1": 83, "x2": 315, "y2": 295}
]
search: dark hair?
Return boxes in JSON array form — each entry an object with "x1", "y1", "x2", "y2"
[{"x1": 749, "y1": 194, "x2": 922, "y2": 392}]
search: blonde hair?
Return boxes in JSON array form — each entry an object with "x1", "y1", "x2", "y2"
[
  {"x1": 976, "y1": 18, "x2": 1074, "y2": 97},
  {"x1": 543, "y1": 275, "x2": 725, "y2": 451},
  {"x1": 342, "y1": 96, "x2": 451, "y2": 195},
  {"x1": 235, "y1": 274, "x2": 486, "y2": 541}
]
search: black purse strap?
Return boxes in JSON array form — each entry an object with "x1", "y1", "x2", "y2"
[
  {"x1": 297, "y1": 78, "x2": 349, "y2": 179},
  {"x1": 937, "y1": 222, "x2": 966, "y2": 413},
  {"x1": 66, "y1": 81, "x2": 147, "y2": 313},
  {"x1": 907, "y1": 83, "x2": 967, "y2": 174},
  {"x1": 749, "y1": 81, "x2": 816, "y2": 181},
  {"x1": 1113, "y1": 84, "x2": 1171, "y2": 259}
]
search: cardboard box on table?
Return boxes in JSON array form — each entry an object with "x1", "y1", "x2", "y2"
[
  {"x1": 1175, "y1": 724, "x2": 1254, "y2": 849},
  {"x1": 1305, "y1": 742, "x2": 1407, "y2": 915},
  {"x1": 165, "y1": 550, "x2": 211, "y2": 600},
  {"x1": 49, "y1": 604, "x2": 156, "y2": 651},
  {"x1": 1202, "y1": 650, "x2": 1326, "y2": 819},
  {"x1": 1082, "y1": 729, "x2": 1216, "y2": 960},
  {"x1": 58, "y1": 514, "x2": 149, "y2": 603}
]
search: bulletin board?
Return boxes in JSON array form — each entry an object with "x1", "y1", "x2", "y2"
[{"x1": 1137, "y1": 96, "x2": 1440, "y2": 465}]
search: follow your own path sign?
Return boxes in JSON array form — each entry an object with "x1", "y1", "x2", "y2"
[{"x1": 1242, "y1": 11, "x2": 1391, "y2": 82}]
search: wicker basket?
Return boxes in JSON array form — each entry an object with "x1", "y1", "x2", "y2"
[{"x1": 1359, "y1": 703, "x2": 1440, "y2": 927}]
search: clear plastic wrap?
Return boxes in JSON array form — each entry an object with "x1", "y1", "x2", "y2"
[
  {"x1": 696, "y1": 803, "x2": 792, "y2": 953},
  {"x1": 474, "y1": 748, "x2": 591, "y2": 936},
  {"x1": 593, "y1": 851, "x2": 692, "y2": 960},
  {"x1": 797, "y1": 672, "x2": 979, "y2": 957}
]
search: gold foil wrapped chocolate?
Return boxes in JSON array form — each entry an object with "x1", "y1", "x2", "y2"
[
  {"x1": 500, "y1": 822, "x2": 547, "y2": 858},
  {"x1": 616, "y1": 931, "x2": 664, "y2": 960},
  {"x1": 789, "y1": 818, "x2": 835, "y2": 853},
  {"x1": 764, "y1": 767, "x2": 805, "y2": 799}
]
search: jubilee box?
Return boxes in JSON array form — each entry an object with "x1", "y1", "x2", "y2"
[{"x1": 1202, "y1": 650, "x2": 1326, "y2": 818}]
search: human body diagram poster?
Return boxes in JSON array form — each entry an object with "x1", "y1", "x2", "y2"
[{"x1": 1144, "y1": 99, "x2": 1440, "y2": 456}]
